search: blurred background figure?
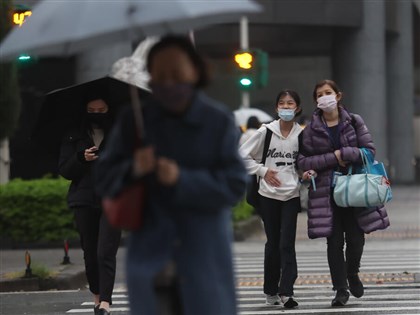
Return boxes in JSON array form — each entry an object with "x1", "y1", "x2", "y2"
[
  {"x1": 239, "y1": 115, "x2": 262, "y2": 146},
  {"x1": 95, "y1": 35, "x2": 247, "y2": 315},
  {"x1": 58, "y1": 91, "x2": 121, "y2": 315}
]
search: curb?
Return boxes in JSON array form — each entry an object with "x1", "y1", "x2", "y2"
[
  {"x1": 0, "y1": 267, "x2": 86, "y2": 293},
  {"x1": 234, "y1": 215, "x2": 263, "y2": 241}
]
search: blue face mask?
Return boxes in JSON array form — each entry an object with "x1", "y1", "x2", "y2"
[{"x1": 278, "y1": 109, "x2": 295, "y2": 121}]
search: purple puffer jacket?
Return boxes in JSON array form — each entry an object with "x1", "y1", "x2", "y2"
[{"x1": 297, "y1": 107, "x2": 390, "y2": 239}]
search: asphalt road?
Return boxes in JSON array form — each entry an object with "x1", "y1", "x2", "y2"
[
  {"x1": 1, "y1": 185, "x2": 418, "y2": 314},
  {"x1": 1, "y1": 238, "x2": 419, "y2": 315}
]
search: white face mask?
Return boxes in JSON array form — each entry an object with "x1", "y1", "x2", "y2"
[{"x1": 317, "y1": 95, "x2": 337, "y2": 112}]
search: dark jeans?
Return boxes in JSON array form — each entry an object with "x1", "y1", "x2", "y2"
[
  {"x1": 259, "y1": 196, "x2": 299, "y2": 296},
  {"x1": 74, "y1": 207, "x2": 121, "y2": 304},
  {"x1": 327, "y1": 202, "x2": 365, "y2": 291}
]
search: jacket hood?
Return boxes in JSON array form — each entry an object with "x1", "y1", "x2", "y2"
[{"x1": 264, "y1": 119, "x2": 302, "y2": 139}]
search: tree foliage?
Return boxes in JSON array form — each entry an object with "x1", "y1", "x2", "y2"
[{"x1": 0, "y1": 0, "x2": 21, "y2": 141}]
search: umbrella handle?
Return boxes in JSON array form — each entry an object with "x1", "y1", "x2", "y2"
[{"x1": 130, "y1": 85, "x2": 145, "y2": 141}]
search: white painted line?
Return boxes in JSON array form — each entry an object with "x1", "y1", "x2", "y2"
[
  {"x1": 113, "y1": 287, "x2": 128, "y2": 293},
  {"x1": 237, "y1": 289, "x2": 420, "y2": 295},
  {"x1": 239, "y1": 299, "x2": 420, "y2": 308},
  {"x1": 238, "y1": 294, "x2": 420, "y2": 301},
  {"x1": 238, "y1": 306, "x2": 420, "y2": 314},
  {"x1": 67, "y1": 307, "x2": 129, "y2": 313},
  {"x1": 235, "y1": 266, "x2": 420, "y2": 272},
  {"x1": 234, "y1": 254, "x2": 420, "y2": 260},
  {"x1": 237, "y1": 283, "x2": 420, "y2": 288},
  {"x1": 235, "y1": 262, "x2": 420, "y2": 267},
  {"x1": 0, "y1": 289, "x2": 82, "y2": 295},
  {"x1": 82, "y1": 301, "x2": 128, "y2": 306}
]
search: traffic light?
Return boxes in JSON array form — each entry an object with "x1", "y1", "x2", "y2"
[
  {"x1": 234, "y1": 49, "x2": 268, "y2": 90},
  {"x1": 13, "y1": 4, "x2": 34, "y2": 63},
  {"x1": 12, "y1": 4, "x2": 32, "y2": 27}
]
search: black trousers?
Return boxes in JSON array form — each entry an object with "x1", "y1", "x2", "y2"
[
  {"x1": 327, "y1": 201, "x2": 365, "y2": 291},
  {"x1": 259, "y1": 196, "x2": 299, "y2": 296},
  {"x1": 73, "y1": 207, "x2": 121, "y2": 304}
]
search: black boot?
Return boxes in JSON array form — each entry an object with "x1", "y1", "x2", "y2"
[
  {"x1": 331, "y1": 289, "x2": 350, "y2": 307},
  {"x1": 98, "y1": 309, "x2": 111, "y2": 315},
  {"x1": 348, "y1": 273, "x2": 364, "y2": 298},
  {"x1": 94, "y1": 304, "x2": 100, "y2": 315}
]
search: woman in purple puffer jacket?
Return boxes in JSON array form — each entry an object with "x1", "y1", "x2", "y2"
[{"x1": 297, "y1": 80, "x2": 390, "y2": 307}]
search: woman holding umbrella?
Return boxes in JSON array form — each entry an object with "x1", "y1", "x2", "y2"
[
  {"x1": 95, "y1": 35, "x2": 247, "y2": 315},
  {"x1": 58, "y1": 90, "x2": 121, "y2": 315}
]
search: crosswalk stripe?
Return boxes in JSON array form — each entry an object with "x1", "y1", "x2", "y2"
[
  {"x1": 239, "y1": 300, "x2": 420, "y2": 307},
  {"x1": 235, "y1": 262, "x2": 420, "y2": 267},
  {"x1": 81, "y1": 301, "x2": 129, "y2": 306},
  {"x1": 238, "y1": 307, "x2": 420, "y2": 314},
  {"x1": 238, "y1": 294, "x2": 420, "y2": 301},
  {"x1": 237, "y1": 289, "x2": 420, "y2": 299},
  {"x1": 67, "y1": 307, "x2": 129, "y2": 313},
  {"x1": 239, "y1": 283, "x2": 420, "y2": 288},
  {"x1": 67, "y1": 247, "x2": 419, "y2": 314},
  {"x1": 236, "y1": 265, "x2": 420, "y2": 273}
]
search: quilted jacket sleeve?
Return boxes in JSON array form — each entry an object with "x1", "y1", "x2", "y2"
[{"x1": 340, "y1": 114, "x2": 376, "y2": 163}]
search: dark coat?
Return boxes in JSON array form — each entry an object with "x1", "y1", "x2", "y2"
[
  {"x1": 297, "y1": 107, "x2": 390, "y2": 239},
  {"x1": 58, "y1": 127, "x2": 106, "y2": 208},
  {"x1": 94, "y1": 92, "x2": 247, "y2": 314}
]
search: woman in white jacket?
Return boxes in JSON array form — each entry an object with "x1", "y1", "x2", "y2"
[{"x1": 239, "y1": 90, "x2": 303, "y2": 308}]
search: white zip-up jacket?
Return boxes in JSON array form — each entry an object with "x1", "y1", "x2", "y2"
[{"x1": 239, "y1": 120, "x2": 303, "y2": 201}]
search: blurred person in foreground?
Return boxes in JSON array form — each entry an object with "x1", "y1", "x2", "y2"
[
  {"x1": 95, "y1": 35, "x2": 247, "y2": 315},
  {"x1": 239, "y1": 115, "x2": 261, "y2": 146},
  {"x1": 58, "y1": 92, "x2": 121, "y2": 315}
]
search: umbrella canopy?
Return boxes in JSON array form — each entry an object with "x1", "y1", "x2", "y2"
[
  {"x1": 32, "y1": 76, "x2": 150, "y2": 156},
  {"x1": 110, "y1": 36, "x2": 159, "y2": 91},
  {"x1": 234, "y1": 107, "x2": 274, "y2": 127},
  {"x1": 0, "y1": 0, "x2": 261, "y2": 60}
]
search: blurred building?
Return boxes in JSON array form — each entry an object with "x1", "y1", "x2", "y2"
[{"x1": 9, "y1": 0, "x2": 420, "y2": 184}]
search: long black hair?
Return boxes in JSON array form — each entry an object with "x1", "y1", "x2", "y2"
[{"x1": 275, "y1": 89, "x2": 303, "y2": 117}]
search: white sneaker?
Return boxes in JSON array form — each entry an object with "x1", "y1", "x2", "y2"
[
  {"x1": 280, "y1": 295, "x2": 298, "y2": 308},
  {"x1": 265, "y1": 294, "x2": 281, "y2": 305}
]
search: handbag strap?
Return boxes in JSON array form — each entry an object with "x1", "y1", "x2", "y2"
[
  {"x1": 261, "y1": 128, "x2": 273, "y2": 166},
  {"x1": 359, "y1": 148, "x2": 372, "y2": 174},
  {"x1": 257, "y1": 128, "x2": 273, "y2": 183},
  {"x1": 130, "y1": 85, "x2": 144, "y2": 148}
]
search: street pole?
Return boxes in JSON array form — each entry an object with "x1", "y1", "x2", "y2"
[
  {"x1": 240, "y1": 16, "x2": 250, "y2": 109},
  {"x1": 0, "y1": 138, "x2": 10, "y2": 184}
]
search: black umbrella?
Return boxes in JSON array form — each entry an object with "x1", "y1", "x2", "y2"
[{"x1": 31, "y1": 76, "x2": 150, "y2": 162}]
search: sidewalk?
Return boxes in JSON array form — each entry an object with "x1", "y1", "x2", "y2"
[{"x1": 1, "y1": 185, "x2": 419, "y2": 292}]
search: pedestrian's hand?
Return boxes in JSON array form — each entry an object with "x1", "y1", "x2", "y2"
[
  {"x1": 302, "y1": 170, "x2": 317, "y2": 181},
  {"x1": 157, "y1": 157, "x2": 179, "y2": 186},
  {"x1": 264, "y1": 169, "x2": 281, "y2": 187},
  {"x1": 334, "y1": 150, "x2": 347, "y2": 167},
  {"x1": 133, "y1": 146, "x2": 156, "y2": 176},
  {"x1": 84, "y1": 146, "x2": 98, "y2": 162}
]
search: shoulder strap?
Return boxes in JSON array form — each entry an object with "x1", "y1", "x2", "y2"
[
  {"x1": 349, "y1": 113, "x2": 359, "y2": 147},
  {"x1": 261, "y1": 128, "x2": 273, "y2": 165}
]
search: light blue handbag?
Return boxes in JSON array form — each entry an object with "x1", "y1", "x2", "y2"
[{"x1": 333, "y1": 149, "x2": 392, "y2": 208}]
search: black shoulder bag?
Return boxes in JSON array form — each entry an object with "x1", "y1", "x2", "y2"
[{"x1": 245, "y1": 128, "x2": 273, "y2": 208}]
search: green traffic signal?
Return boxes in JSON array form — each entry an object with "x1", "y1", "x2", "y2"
[
  {"x1": 240, "y1": 77, "x2": 253, "y2": 87},
  {"x1": 18, "y1": 54, "x2": 31, "y2": 61}
]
